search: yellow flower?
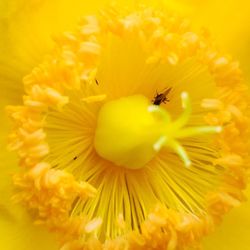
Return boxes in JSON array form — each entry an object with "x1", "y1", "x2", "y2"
[{"x1": 1, "y1": 1, "x2": 249, "y2": 250}]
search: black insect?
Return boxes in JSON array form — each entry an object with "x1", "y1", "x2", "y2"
[
  {"x1": 152, "y1": 87, "x2": 172, "y2": 105},
  {"x1": 95, "y1": 79, "x2": 99, "y2": 85},
  {"x1": 73, "y1": 156, "x2": 78, "y2": 160}
]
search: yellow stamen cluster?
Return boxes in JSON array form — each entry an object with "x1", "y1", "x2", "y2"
[
  {"x1": 13, "y1": 162, "x2": 96, "y2": 224},
  {"x1": 7, "y1": 4, "x2": 249, "y2": 250},
  {"x1": 127, "y1": 204, "x2": 213, "y2": 250}
]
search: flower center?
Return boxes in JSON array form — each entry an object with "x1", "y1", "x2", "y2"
[{"x1": 94, "y1": 93, "x2": 221, "y2": 169}]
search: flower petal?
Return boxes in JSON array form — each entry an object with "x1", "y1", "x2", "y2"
[{"x1": 0, "y1": 207, "x2": 58, "y2": 250}]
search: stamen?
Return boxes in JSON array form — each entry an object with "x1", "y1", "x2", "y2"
[
  {"x1": 85, "y1": 218, "x2": 103, "y2": 233},
  {"x1": 82, "y1": 94, "x2": 107, "y2": 103}
]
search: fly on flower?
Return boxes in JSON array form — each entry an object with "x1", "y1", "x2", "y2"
[
  {"x1": 152, "y1": 87, "x2": 172, "y2": 105},
  {"x1": 6, "y1": 3, "x2": 249, "y2": 250}
]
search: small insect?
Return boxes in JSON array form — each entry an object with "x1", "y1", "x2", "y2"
[
  {"x1": 73, "y1": 156, "x2": 78, "y2": 160},
  {"x1": 95, "y1": 79, "x2": 99, "y2": 85},
  {"x1": 152, "y1": 87, "x2": 172, "y2": 105}
]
